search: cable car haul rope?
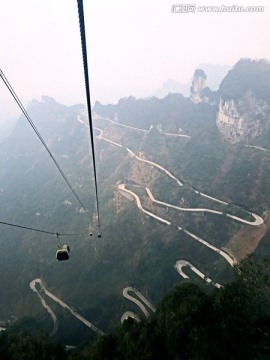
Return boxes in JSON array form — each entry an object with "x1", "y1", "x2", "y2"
[
  {"x1": 0, "y1": 0, "x2": 102, "y2": 260},
  {"x1": 77, "y1": 0, "x2": 101, "y2": 229}
]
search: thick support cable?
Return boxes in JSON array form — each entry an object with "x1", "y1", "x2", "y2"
[
  {"x1": 77, "y1": 0, "x2": 101, "y2": 229},
  {"x1": 0, "y1": 69, "x2": 88, "y2": 213}
]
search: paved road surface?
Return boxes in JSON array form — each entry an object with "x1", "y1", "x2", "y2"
[
  {"x1": 30, "y1": 279, "x2": 104, "y2": 335},
  {"x1": 94, "y1": 127, "x2": 263, "y2": 226},
  {"x1": 146, "y1": 187, "x2": 263, "y2": 226},
  {"x1": 30, "y1": 279, "x2": 58, "y2": 336},
  {"x1": 121, "y1": 311, "x2": 141, "y2": 323},
  {"x1": 118, "y1": 184, "x2": 171, "y2": 225},
  {"x1": 95, "y1": 116, "x2": 191, "y2": 138},
  {"x1": 175, "y1": 260, "x2": 222, "y2": 288},
  {"x1": 123, "y1": 287, "x2": 156, "y2": 318},
  {"x1": 118, "y1": 184, "x2": 236, "y2": 266}
]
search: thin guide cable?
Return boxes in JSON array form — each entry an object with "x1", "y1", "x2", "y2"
[
  {"x1": 0, "y1": 220, "x2": 87, "y2": 237},
  {"x1": 0, "y1": 69, "x2": 89, "y2": 213}
]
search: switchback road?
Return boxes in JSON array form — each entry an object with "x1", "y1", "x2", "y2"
[
  {"x1": 175, "y1": 260, "x2": 222, "y2": 288},
  {"x1": 95, "y1": 127, "x2": 263, "y2": 226},
  {"x1": 123, "y1": 287, "x2": 156, "y2": 319},
  {"x1": 30, "y1": 279, "x2": 104, "y2": 335}
]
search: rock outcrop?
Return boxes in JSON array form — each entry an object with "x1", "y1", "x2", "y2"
[
  {"x1": 216, "y1": 92, "x2": 270, "y2": 143},
  {"x1": 190, "y1": 69, "x2": 207, "y2": 103}
]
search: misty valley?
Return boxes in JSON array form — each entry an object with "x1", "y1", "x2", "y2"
[{"x1": 1, "y1": 59, "x2": 270, "y2": 358}]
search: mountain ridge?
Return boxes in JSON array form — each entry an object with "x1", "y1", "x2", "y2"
[{"x1": 0, "y1": 58, "x2": 269, "y2": 344}]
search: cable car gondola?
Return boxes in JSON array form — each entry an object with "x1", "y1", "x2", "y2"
[
  {"x1": 56, "y1": 244, "x2": 70, "y2": 261},
  {"x1": 0, "y1": 2, "x2": 102, "y2": 261}
]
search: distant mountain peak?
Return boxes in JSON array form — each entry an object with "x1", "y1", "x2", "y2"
[
  {"x1": 154, "y1": 64, "x2": 230, "y2": 100},
  {"x1": 190, "y1": 69, "x2": 207, "y2": 103},
  {"x1": 41, "y1": 95, "x2": 57, "y2": 103}
]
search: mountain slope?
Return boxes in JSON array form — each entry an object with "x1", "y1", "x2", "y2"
[{"x1": 0, "y1": 59, "x2": 270, "y2": 344}]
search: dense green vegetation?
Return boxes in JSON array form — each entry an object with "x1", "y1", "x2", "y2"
[
  {"x1": 66, "y1": 256, "x2": 270, "y2": 359},
  {"x1": 218, "y1": 59, "x2": 270, "y2": 101},
  {"x1": 1, "y1": 59, "x2": 270, "y2": 346},
  {"x1": 1, "y1": 256, "x2": 270, "y2": 359},
  {"x1": 0, "y1": 331, "x2": 65, "y2": 360},
  {"x1": 94, "y1": 67, "x2": 270, "y2": 210}
]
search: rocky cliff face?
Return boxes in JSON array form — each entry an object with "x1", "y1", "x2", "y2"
[
  {"x1": 216, "y1": 92, "x2": 270, "y2": 143},
  {"x1": 190, "y1": 69, "x2": 207, "y2": 103},
  {"x1": 215, "y1": 59, "x2": 270, "y2": 144}
]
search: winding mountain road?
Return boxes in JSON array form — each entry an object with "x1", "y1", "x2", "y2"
[
  {"x1": 94, "y1": 127, "x2": 263, "y2": 226},
  {"x1": 119, "y1": 183, "x2": 236, "y2": 266},
  {"x1": 145, "y1": 187, "x2": 263, "y2": 226},
  {"x1": 95, "y1": 127, "x2": 183, "y2": 186},
  {"x1": 94, "y1": 122, "x2": 263, "y2": 268},
  {"x1": 123, "y1": 287, "x2": 156, "y2": 318},
  {"x1": 121, "y1": 311, "x2": 141, "y2": 323},
  {"x1": 94, "y1": 115, "x2": 191, "y2": 138},
  {"x1": 28, "y1": 109, "x2": 266, "y2": 333},
  {"x1": 178, "y1": 227, "x2": 236, "y2": 266},
  {"x1": 30, "y1": 279, "x2": 104, "y2": 335},
  {"x1": 30, "y1": 279, "x2": 58, "y2": 336},
  {"x1": 118, "y1": 183, "x2": 171, "y2": 225},
  {"x1": 76, "y1": 111, "x2": 264, "y2": 325},
  {"x1": 175, "y1": 260, "x2": 222, "y2": 288},
  {"x1": 246, "y1": 145, "x2": 270, "y2": 152}
]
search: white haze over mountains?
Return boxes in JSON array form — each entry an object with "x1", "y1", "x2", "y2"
[
  {"x1": 0, "y1": 0, "x2": 270, "y2": 126},
  {"x1": 155, "y1": 64, "x2": 231, "y2": 98}
]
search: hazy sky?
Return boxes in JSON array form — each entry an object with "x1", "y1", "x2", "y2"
[{"x1": 1, "y1": 0, "x2": 270, "y2": 122}]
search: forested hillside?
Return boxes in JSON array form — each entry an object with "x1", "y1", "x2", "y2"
[
  {"x1": 1, "y1": 256, "x2": 270, "y2": 359},
  {"x1": 0, "y1": 59, "x2": 270, "y2": 346},
  {"x1": 72, "y1": 256, "x2": 270, "y2": 360}
]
